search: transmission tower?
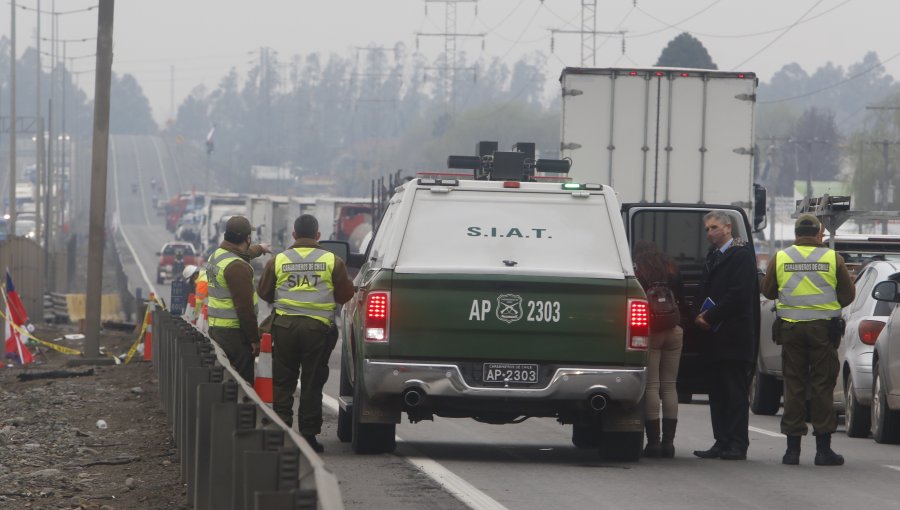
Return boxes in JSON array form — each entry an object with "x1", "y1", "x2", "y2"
[
  {"x1": 416, "y1": 0, "x2": 484, "y2": 113},
  {"x1": 549, "y1": 0, "x2": 626, "y2": 66}
]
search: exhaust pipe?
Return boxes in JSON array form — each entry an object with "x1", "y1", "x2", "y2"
[
  {"x1": 403, "y1": 388, "x2": 426, "y2": 408},
  {"x1": 588, "y1": 393, "x2": 608, "y2": 412}
]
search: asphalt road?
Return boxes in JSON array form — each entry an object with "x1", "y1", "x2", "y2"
[
  {"x1": 318, "y1": 354, "x2": 900, "y2": 510},
  {"x1": 112, "y1": 134, "x2": 900, "y2": 509}
]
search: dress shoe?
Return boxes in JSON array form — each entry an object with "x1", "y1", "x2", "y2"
[
  {"x1": 693, "y1": 442, "x2": 724, "y2": 459},
  {"x1": 303, "y1": 434, "x2": 325, "y2": 453},
  {"x1": 719, "y1": 446, "x2": 747, "y2": 460}
]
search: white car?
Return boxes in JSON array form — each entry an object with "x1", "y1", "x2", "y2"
[{"x1": 835, "y1": 260, "x2": 900, "y2": 437}]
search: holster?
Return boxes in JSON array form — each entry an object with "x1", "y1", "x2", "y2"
[
  {"x1": 829, "y1": 317, "x2": 846, "y2": 348},
  {"x1": 771, "y1": 318, "x2": 783, "y2": 346}
]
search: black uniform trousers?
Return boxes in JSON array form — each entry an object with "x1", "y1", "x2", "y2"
[
  {"x1": 271, "y1": 314, "x2": 338, "y2": 436},
  {"x1": 707, "y1": 360, "x2": 753, "y2": 453},
  {"x1": 209, "y1": 326, "x2": 255, "y2": 383}
]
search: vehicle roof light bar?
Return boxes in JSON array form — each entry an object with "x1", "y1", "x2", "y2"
[{"x1": 447, "y1": 141, "x2": 572, "y2": 182}]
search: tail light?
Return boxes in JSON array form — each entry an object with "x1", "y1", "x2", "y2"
[
  {"x1": 364, "y1": 291, "x2": 390, "y2": 343},
  {"x1": 859, "y1": 319, "x2": 885, "y2": 346},
  {"x1": 627, "y1": 299, "x2": 650, "y2": 350}
]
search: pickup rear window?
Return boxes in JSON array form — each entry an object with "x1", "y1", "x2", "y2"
[{"x1": 394, "y1": 189, "x2": 624, "y2": 278}]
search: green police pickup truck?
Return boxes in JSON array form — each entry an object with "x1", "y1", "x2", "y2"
[{"x1": 334, "y1": 146, "x2": 649, "y2": 461}]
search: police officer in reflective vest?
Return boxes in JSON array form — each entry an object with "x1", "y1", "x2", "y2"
[
  {"x1": 206, "y1": 216, "x2": 270, "y2": 382},
  {"x1": 257, "y1": 214, "x2": 354, "y2": 453},
  {"x1": 761, "y1": 213, "x2": 854, "y2": 466}
]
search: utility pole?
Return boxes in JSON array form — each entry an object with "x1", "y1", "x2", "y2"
[
  {"x1": 549, "y1": 0, "x2": 626, "y2": 67},
  {"x1": 83, "y1": 0, "x2": 114, "y2": 362},
  {"x1": 35, "y1": 0, "x2": 44, "y2": 244},
  {"x1": 8, "y1": 0, "x2": 16, "y2": 226},
  {"x1": 865, "y1": 105, "x2": 900, "y2": 234},
  {"x1": 415, "y1": 0, "x2": 484, "y2": 114}
]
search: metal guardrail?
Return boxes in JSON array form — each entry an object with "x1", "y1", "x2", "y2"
[{"x1": 152, "y1": 308, "x2": 344, "y2": 510}]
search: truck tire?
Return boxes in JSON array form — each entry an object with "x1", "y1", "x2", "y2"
[
  {"x1": 337, "y1": 361, "x2": 352, "y2": 443},
  {"x1": 351, "y1": 379, "x2": 396, "y2": 454},
  {"x1": 571, "y1": 423, "x2": 600, "y2": 449},
  {"x1": 598, "y1": 431, "x2": 642, "y2": 462},
  {"x1": 750, "y1": 370, "x2": 781, "y2": 415},
  {"x1": 844, "y1": 375, "x2": 871, "y2": 438},
  {"x1": 872, "y1": 364, "x2": 900, "y2": 444}
]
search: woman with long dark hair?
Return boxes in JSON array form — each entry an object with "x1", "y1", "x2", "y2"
[{"x1": 632, "y1": 241, "x2": 684, "y2": 458}]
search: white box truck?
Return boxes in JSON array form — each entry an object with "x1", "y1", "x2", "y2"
[{"x1": 559, "y1": 67, "x2": 766, "y2": 401}]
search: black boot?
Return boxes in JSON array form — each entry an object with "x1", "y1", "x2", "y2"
[
  {"x1": 643, "y1": 419, "x2": 661, "y2": 458},
  {"x1": 660, "y1": 418, "x2": 677, "y2": 458},
  {"x1": 814, "y1": 433, "x2": 844, "y2": 466},
  {"x1": 782, "y1": 435, "x2": 801, "y2": 465}
]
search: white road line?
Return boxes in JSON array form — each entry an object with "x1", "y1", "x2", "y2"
[
  {"x1": 748, "y1": 425, "x2": 784, "y2": 438},
  {"x1": 322, "y1": 394, "x2": 508, "y2": 510},
  {"x1": 129, "y1": 136, "x2": 152, "y2": 225},
  {"x1": 150, "y1": 137, "x2": 172, "y2": 199},
  {"x1": 111, "y1": 136, "x2": 157, "y2": 296},
  {"x1": 885, "y1": 465, "x2": 900, "y2": 472}
]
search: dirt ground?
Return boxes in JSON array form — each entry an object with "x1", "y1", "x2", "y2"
[{"x1": 0, "y1": 322, "x2": 186, "y2": 509}]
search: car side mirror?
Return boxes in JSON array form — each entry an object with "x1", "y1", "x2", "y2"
[
  {"x1": 156, "y1": 251, "x2": 161, "y2": 256},
  {"x1": 872, "y1": 280, "x2": 900, "y2": 302},
  {"x1": 319, "y1": 240, "x2": 350, "y2": 262},
  {"x1": 752, "y1": 184, "x2": 767, "y2": 233}
]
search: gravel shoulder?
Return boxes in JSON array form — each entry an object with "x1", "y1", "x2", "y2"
[{"x1": 0, "y1": 323, "x2": 184, "y2": 509}]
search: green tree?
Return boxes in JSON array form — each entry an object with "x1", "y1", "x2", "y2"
[
  {"x1": 110, "y1": 73, "x2": 157, "y2": 134},
  {"x1": 848, "y1": 94, "x2": 900, "y2": 210},
  {"x1": 655, "y1": 33, "x2": 717, "y2": 70}
]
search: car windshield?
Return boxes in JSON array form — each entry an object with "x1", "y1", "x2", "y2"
[
  {"x1": 163, "y1": 244, "x2": 194, "y2": 256},
  {"x1": 15, "y1": 220, "x2": 35, "y2": 236}
]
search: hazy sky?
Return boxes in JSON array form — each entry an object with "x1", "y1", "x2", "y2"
[{"x1": 1, "y1": 0, "x2": 893, "y2": 125}]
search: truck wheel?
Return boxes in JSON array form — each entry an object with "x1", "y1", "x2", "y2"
[
  {"x1": 351, "y1": 379, "x2": 396, "y2": 454},
  {"x1": 598, "y1": 431, "x2": 642, "y2": 462},
  {"x1": 337, "y1": 361, "x2": 353, "y2": 443},
  {"x1": 844, "y1": 375, "x2": 871, "y2": 438},
  {"x1": 750, "y1": 370, "x2": 781, "y2": 415},
  {"x1": 571, "y1": 423, "x2": 600, "y2": 449},
  {"x1": 872, "y1": 364, "x2": 900, "y2": 444}
]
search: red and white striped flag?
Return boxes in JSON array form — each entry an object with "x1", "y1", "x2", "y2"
[{"x1": 4, "y1": 270, "x2": 34, "y2": 365}]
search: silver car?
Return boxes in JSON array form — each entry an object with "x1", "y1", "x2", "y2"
[
  {"x1": 870, "y1": 279, "x2": 900, "y2": 444},
  {"x1": 834, "y1": 261, "x2": 900, "y2": 437}
]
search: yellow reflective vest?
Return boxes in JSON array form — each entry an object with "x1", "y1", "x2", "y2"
[
  {"x1": 775, "y1": 245, "x2": 840, "y2": 322},
  {"x1": 206, "y1": 248, "x2": 257, "y2": 328},
  {"x1": 274, "y1": 247, "x2": 336, "y2": 326}
]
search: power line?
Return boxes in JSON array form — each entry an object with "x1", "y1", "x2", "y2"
[
  {"x1": 731, "y1": 0, "x2": 826, "y2": 70},
  {"x1": 759, "y1": 49, "x2": 900, "y2": 104}
]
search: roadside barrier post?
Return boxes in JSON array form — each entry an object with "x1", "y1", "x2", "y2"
[{"x1": 144, "y1": 293, "x2": 155, "y2": 362}]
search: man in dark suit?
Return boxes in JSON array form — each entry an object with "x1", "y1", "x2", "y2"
[{"x1": 693, "y1": 210, "x2": 759, "y2": 461}]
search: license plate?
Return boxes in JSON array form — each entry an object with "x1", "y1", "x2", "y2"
[{"x1": 482, "y1": 363, "x2": 539, "y2": 384}]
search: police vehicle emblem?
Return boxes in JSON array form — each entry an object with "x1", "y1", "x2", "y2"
[{"x1": 496, "y1": 294, "x2": 523, "y2": 323}]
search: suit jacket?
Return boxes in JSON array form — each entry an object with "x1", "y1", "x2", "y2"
[{"x1": 699, "y1": 240, "x2": 759, "y2": 362}]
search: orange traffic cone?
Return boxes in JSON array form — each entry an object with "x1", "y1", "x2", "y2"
[
  {"x1": 198, "y1": 303, "x2": 208, "y2": 334},
  {"x1": 143, "y1": 293, "x2": 155, "y2": 362},
  {"x1": 254, "y1": 333, "x2": 273, "y2": 404}
]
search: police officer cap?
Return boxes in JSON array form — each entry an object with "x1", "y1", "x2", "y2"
[
  {"x1": 225, "y1": 215, "x2": 252, "y2": 237},
  {"x1": 795, "y1": 213, "x2": 821, "y2": 232}
]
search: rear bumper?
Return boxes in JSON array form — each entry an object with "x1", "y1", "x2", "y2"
[{"x1": 362, "y1": 359, "x2": 646, "y2": 406}]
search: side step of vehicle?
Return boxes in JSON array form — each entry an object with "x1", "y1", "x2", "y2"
[{"x1": 338, "y1": 396, "x2": 353, "y2": 411}]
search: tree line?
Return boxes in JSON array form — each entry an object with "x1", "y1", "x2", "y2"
[{"x1": 4, "y1": 33, "x2": 900, "y2": 206}]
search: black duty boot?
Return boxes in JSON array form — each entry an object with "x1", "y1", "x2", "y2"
[
  {"x1": 660, "y1": 418, "x2": 677, "y2": 458},
  {"x1": 782, "y1": 435, "x2": 801, "y2": 465},
  {"x1": 814, "y1": 433, "x2": 844, "y2": 466},
  {"x1": 303, "y1": 435, "x2": 325, "y2": 453},
  {"x1": 643, "y1": 419, "x2": 661, "y2": 458}
]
